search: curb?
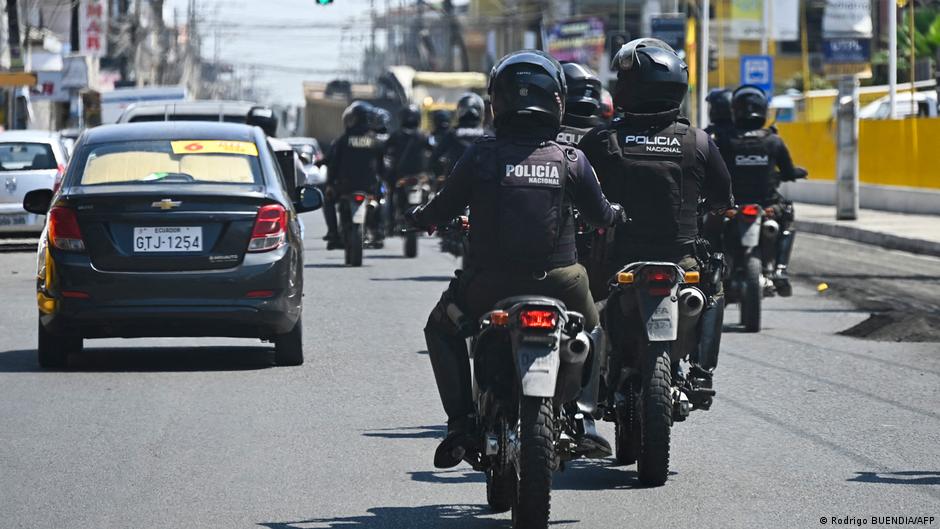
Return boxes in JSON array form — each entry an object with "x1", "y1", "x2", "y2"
[{"x1": 795, "y1": 219, "x2": 940, "y2": 258}]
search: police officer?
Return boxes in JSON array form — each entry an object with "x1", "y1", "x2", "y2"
[
  {"x1": 428, "y1": 109, "x2": 452, "y2": 149},
  {"x1": 410, "y1": 50, "x2": 627, "y2": 468},
  {"x1": 557, "y1": 62, "x2": 604, "y2": 146},
  {"x1": 324, "y1": 101, "x2": 384, "y2": 248},
  {"x1": 705, "y1": 89, "x2": 734, "y2": 142},
  {"x1": 384, "y1": 104, "x2": 432, "y2": 230},
  {"x1": 431, "y1": 92, "x2": 488, "y2": 179},
  {"x1": 578, "y1": 38, "x2": 733, "y2": 394},
  {"x1": 718, "y1": 84, "x2": 804, "y2": 297}
]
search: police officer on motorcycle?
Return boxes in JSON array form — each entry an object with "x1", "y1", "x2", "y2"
[
  {"x1": 324, "y1": 101, "x2": 384, "y2": 248},
  {"x1": 705, "y1": 88, "x2": 734, "y2": 142},
  {"x1": 717, "y1": 84, "x2": 804, "y2": 297},
  {"x1": 557, "y1": 62, "x2": 604, "y2": 146},
  {"x1": 431, "y1": 92, "x2": 488, "y2": 179},
  {"x1": 385, "y1": 104, "x2": 432, "y2": 233},
  {"x1": 578, "y1": 38, "x2": 733, "y2": 393},
  {"x1": 409, "y1": 50, "x2": 627, "y2": 469},
  {"x1": 429, "y1": 109, "x2": 452, "y2": 149}
]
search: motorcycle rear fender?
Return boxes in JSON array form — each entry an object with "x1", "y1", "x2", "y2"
[
  {"x1": 633, "y1": 285, "x2": 680, "y2": 342},
  {"x1": 512, "y1": 337, "x2": 561, "y2": 398},
  {"x1": 738, "y1": 218, "x2": 762, "y2": 248},
  {"x1": 350, "y1": 200, "x2": 367, "y2": 224}
]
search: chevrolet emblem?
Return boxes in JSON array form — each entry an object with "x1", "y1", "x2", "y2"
[{"x1": 152, "y1": 199, "x2": 181, "y2": 210}]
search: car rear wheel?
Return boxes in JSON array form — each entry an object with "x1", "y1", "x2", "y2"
[
  {"x1": 37, "y1": 320, "x2": 82, "y2": 369},
  {"x1": 274, "y1": 319, "x2": 304, "y2": 366}
]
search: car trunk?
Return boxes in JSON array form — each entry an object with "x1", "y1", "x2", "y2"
[{"x1": 66, "y1": 184, "x2": 270, "y2": 272}]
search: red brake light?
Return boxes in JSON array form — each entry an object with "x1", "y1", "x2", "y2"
[
  {"x1": 740, "y1": 204, "x2": 761, "y2": 217},
  {"x1": 643, "y1": 266, "x2": 677, "y2": 296},
  {"x1": 353, "y1": 193, "x2": 366, "y2": 203},
  {"x1": 248, "y1": 204, "x2": 287, "y2": 252},
  {"x1": 53, "y1": 163, "x2": 65, "y2": 193},
  {"x1": 48, "y1": 206, "x2": 85, "y2": 251},
  {"x1": 520, "y1": 310, "x2": 557, "y2": 329}
]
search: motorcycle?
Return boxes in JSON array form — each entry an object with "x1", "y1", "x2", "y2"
[
  {"x1": 721, "y1": 203, "x2": 778, "y2": 332},
  {"x1": 434, "y1": 221, "x2": 602, "y2": 528},
  {"x1": 395, "y1": 174, "x2": 432, "y2": 258},
  {"x1": 603, "y1": 261, "x2": 714, "y2": 486},
  {"x1": 339, "y1": 190, "x2": 379, "y2": 267}
]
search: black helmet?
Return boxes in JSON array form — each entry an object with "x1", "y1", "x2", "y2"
[
  {"x1": 731, "y1": 84, "x2": 768, "y2": 130},
  {"x1": 455, "y1": 92, "x2": 485, "y2": 126},
  {"x1": 369, "y1": 106, "x2": 391, "y2": 133},
  {"x1": 431, "y1": 109, "x2": 452, "y2": 131},
  {"x1": 611, "y1": 38, "x2": 688, "y2": 113},
  {"x1": 488, "y1": 50, "x2": 566, "y2": 128},
  {"x1": 707, "y1": 89, "x2": 733, "y2": 125},
  {"x1": 342, "y1": 101, "x2": 373, "y2": 131},
  {"x1": 562, "y1": 62, "x2": 602, "y2": 118},
  {"x1": 399, "y1": 104, "x2": 421, "y2": 129}
]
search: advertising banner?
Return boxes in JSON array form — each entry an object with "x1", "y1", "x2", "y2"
[
  {"x1": 823, "y1": 0, "x2": 873, "y2": 39},
  {"x1": 80, "y1": 0, "x2": 109, "y2": 58},
  {"x1": 545, "y1": 18, "x2": 606, "y2": 72},
  {"x1": 730, "y1": 0, "x2": 800, "y2": 41}
]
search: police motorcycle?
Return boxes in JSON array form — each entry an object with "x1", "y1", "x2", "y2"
[
  {"x1": 427, "y1": 224, "x2": 601, "y2": 527},
  {"x1": 601, "y1": 257, "x2": 715, "y2": 486},
  {"x1": 339, "y1": 190, "x2": 380, "y2": 267},
  {"x1": 394, "y1": 174, "x2": 433, "y2": 258},
  {"x1": 721, "y1": 202, "x2": 773, "y2": 332}
]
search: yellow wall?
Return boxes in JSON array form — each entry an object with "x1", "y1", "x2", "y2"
[{"x1": 777, "y1": 118, "x2": 940, "y2": 189}]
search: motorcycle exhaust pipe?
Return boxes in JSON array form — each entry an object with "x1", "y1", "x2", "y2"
[
  {"x1": 762, "y1": 218, "x2": 780, "y2": 240},
  {"x1": 678, "y1": 288, "x2": 706, "y2": 318},
  {"x1": 561, "y1": 332, "x2": 591, "y2": 364}
]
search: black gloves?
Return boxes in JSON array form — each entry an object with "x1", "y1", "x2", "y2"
[{"x1": 610, "y1": 203, "x2": 630, "y2": 226}]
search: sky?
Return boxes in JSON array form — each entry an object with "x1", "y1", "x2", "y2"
[{"x1": 164, "y1": 0, "x2": 380, "y2": 105}]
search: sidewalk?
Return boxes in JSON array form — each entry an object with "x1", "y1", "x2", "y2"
[{"x1": 795, "y1": 202, "x2": 940, "y2": 257}]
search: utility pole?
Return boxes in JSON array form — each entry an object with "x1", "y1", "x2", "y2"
[
  {"x1": 699, "y1": 0, "x2": 710, "y2": 129},
  {"x1": 888, "y1": 0, "x2": 897, "y2": 118},
  {"x1": 70, "y1": 0, "x2": 80, "y2": 52},
  {"x1": 6, "y1": 0, "x2": 22, "y2": 70}
]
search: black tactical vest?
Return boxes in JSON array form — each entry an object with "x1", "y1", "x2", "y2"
[
  {"x1": 556, "y1": 124, "x2": 592, "y2": 146},
  {"x1": 723, "y1": 128, "x2": 775, "y2": 206},
  {"x1": 602, "y1": 119, "x2": 704, "y2": 247},
  {"x1": 469, "y1": 138, "x2": 576, "y2": 272},
  {"x1": 336, "y1": 131, "x2": 380, "y2": 192}
]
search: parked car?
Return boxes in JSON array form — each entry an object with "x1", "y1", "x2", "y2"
[
  {"x1": 22, "y1": 121, "x2": 323, "y2": 369},
  {"x1": 0, "y1": 130, "x2": 69, "y2": 234},
  {"x1": 859, "y1": 91, "x2": 938, "y2": 119},
  {"x1": 116, "y1": 100, "x2": 260, "y2": 124}
]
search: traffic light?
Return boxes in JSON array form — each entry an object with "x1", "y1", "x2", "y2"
[{"x1": 708, "y1": 41, "x2": 719, "y2": 71}]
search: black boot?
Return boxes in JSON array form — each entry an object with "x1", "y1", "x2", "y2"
[
  {"x1": 774, "y1": 229, "x2": 795, "y2": 297},
  {"x1": 574, "y1": 327, "x2": 612, "y2": 458},
  {"x1": 424, "y1": 322, "x2": 474, "y2": 469}
]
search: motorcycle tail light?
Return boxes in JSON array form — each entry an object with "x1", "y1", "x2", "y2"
[
  {"x1": 248, "y1": 204, "x2": 287, "y2": 252},
  {"x1": 740, "y1": 204, "x2": 761, "y2": 219},
  {"x1": 520, "y1": 309, "x2": 557, "y2": 329},
  {"x1": 643, "y1": 266, "x2": 677, "y2": 296},
  {"x1": 353, "y1": 193, "x2": 366, "y2": 203},
  {"x1": 48, "y1": 206, "x2": 85, "y2": 251}
]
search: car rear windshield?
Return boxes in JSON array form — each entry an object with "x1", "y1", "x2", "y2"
[
  {"x1": 76, "y1": 139, "x2": 262, "y2": 186},
  {"x1": 0, "y1": 142, "x2": 57, "y2": 171}
]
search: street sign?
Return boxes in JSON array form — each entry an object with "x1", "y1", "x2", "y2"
[
  {"x1": 740, "y1": 55, "x2": 774, "y2": 94},
  {"x1": 823, "y1": 39, "x2": 871, "y2": 63},
  {"x1": 651, "y1": 15, "x2": 687, "y2": 54},
  {"x1": 0, "y1": 72, "x2": 38, "y2": 87}
]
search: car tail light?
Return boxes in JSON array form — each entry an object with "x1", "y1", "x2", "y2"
[
  {"x1": 53, "y1": 163, "x2": 65, "y2": 194},
  {"x1": 520, "y1": 309, "x2": 557, "y2": 329},
  {"x1": 246, "y1": 290, "x2": 275, "y2": 298},
  {"x1": 48, "y1": 206, "x2": 85, "y2": 251},
  {"x1": 353, "y1": 193, "x2": 366, "y2": 203},
  {"x1": 248, "y1": 204, "x2": 287, "y2": 252},
  {"x1": 643, "y1": 266, "x2": 677, "y2": 296},
  {"x1": 61, "y1": 290, "x2": 90, "y2": 299}
]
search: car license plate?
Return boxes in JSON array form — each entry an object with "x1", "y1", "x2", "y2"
[
  {"x1": 133, "y1": 226, "x2": 203, "y2": 252},
  {"x1": 0, "y1": 213, "x2": 29, "y2": 226}
]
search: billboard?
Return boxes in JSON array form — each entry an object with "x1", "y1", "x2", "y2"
[
  {"x1": 545, "y1": 18, "x2": 607, "y2": 72},
  {"x1": 80, "y1": 0, "x2": 108, "y2": 58},
  {"x1": 730, "y1": 0, "x2": 800, "y2": 42},
  {"x1": 823, "y1": 0, "x2": 873, "y2": 39}
]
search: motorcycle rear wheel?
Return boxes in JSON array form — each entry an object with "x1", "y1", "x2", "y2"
[
  {"x1": 741, "y1": 254, "x2": 762, "y2": 332},
  {"x1": 513, "y1": 396, "x2": 554, "y2": 529},
  {"x1": 347, "y1": 225, "x2": 363, "y2": 267},
  {"x1": 636, "y1": 342, "x2": 672, "y2": 487},
  {"x1": 404, "y1": 232, "x2": 418, "y2": 258}
]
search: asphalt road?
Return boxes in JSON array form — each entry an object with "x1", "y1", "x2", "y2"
[{"x1": 0, "y1": 215, "x2": 938, "y2": 529}]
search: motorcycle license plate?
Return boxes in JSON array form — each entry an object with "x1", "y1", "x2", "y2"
[
  {"x1": 408, "y1": 190, "x2": 424, "y2": 205},
  {"x1": 351, "y1": 203, "x2": 367, "y2": 224},
  {"x1": 133, "y1": 226, "x2": 203, "y2": 252}
]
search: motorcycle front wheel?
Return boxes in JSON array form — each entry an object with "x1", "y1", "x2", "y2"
[
  {"x1": 513, "y1": 396, "x2": 554, "y2": 529},
  {"x1": 404, "y1": 231, "x2": 418, "y2": 258},
  {"x1": 635, "y1": 341, "x2": 672, "y2": 487}
]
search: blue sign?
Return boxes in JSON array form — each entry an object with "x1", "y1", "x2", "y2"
[
  {"x1": 823, "y1": 39, "x2": 871, "y2": 64},
  {"x1": 740, "y1": 55, "x2": 774, "y2": 95}
]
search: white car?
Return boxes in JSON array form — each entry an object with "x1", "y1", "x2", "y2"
[
  {"x1": 859, "y1": 91, "x2": 938, "y2": 119},
  {"x1": 0, "y1": 130, "x2": 69, "y2": 234}
]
